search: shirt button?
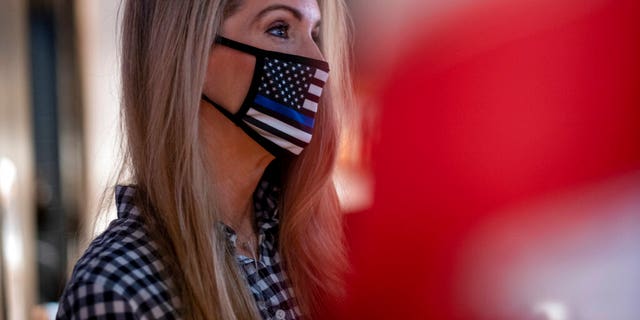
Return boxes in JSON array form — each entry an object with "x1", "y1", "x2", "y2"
[{"x1": 275, "y1": 309, "x2": 286, "y2": 319}]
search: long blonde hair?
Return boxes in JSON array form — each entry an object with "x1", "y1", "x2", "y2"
[{"x1": 119, "y1": 0, "x2": 353, "y2": 319}]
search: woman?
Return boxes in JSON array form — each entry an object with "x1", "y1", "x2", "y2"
[{"x1": 56, "y1": 0, "x2": 353, "y2": 319}]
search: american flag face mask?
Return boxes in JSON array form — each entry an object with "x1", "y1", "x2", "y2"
[{"x1": 202, "y1": 36, "x2": 330, "y2": 158}]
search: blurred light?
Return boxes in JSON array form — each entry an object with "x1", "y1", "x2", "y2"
[
  {"x1": 44, "y1": 302, "x2": 58, "y2": 319},
  {"x1": 0, "y1": 157, "x2": 17, "y2": 198},
  {"x1": 534, "y1": 301, "x2": 569, "y2": 320},
  {"x1": 334, "y1": 166, "x2": 373, "y2": 213},
  {"x1": 0, "y1": 157, "x2": 23, "y2": 269},
  {"x1": 4, "y1": 230, "x2": 23, "y2": 269}
]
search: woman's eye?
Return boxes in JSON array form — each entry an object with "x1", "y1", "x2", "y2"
[{"x1": 267, "y1": 23, "x2": 289, "y2": 39}]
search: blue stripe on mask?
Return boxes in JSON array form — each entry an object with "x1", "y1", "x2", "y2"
[{"x1": 254, "y1": 94, "x2": 315, "y2": 128}]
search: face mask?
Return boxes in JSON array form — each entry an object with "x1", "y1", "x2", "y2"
[{"x1": 202, "y1": 36, "x2": 330, "y2": 158}]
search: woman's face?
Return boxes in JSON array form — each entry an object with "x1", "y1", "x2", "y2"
[{"x1": 203, "y1": 0, "x2": 324, "y2": 114}]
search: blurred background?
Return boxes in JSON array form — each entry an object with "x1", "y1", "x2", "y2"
[{"x1": 0, "y1": 0, "x2": 639, "y2": 319}]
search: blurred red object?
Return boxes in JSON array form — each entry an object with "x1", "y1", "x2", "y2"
[{"x1": 338, "y1": 0, "x2": 640, "y2": 319}]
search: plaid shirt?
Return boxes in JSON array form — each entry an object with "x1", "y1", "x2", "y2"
[{"x1": 57, "y1": 172, "x2": 301, "y2": 319}]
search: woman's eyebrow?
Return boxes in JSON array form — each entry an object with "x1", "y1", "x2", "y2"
[{"x1": 253, "y1": 4, "x2": 313, "y2": 23}]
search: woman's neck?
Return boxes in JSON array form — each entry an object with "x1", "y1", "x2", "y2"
[
  {"x1": 215, "y1": 156, "x2": 271, "y2": 234},
  {"x1": 199, "y1": 100, "x2": 275, "y2": 237}
]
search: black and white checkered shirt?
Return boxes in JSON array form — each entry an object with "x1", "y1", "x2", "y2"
[{"x1": 57, "y1": 171, "x2": 301, "y2": 319}]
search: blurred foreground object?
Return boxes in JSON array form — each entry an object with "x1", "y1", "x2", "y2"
[{"x1": 341, "y1": 0, "x2": 640, "y2": 319}]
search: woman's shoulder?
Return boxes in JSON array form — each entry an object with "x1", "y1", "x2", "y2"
[{"x1": 56, "y1": 186, "x2": 181, "y2": 319}]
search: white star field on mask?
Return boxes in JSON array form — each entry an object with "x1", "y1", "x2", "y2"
[{"x1": 259, "y1": 57, "x2": 315, "y2": 109}]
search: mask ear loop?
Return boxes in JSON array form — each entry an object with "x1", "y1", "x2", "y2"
[
  {"x1": 201, "y1": 94, "x2": 238, "y2": 122},
  {"x1": 201, "y1": 36, "x2": 265, "y2": 125},
  {"x1": 215, "y1": 36, "x2": 265, "y2": 58}
]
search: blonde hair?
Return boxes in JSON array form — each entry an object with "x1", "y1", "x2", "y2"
[{"x1": 119, "y1": 0, "x2": 353, "y2": 319}]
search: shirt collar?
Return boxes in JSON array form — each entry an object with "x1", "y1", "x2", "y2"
[{"x1": 252, "y1": 170, "x2": 281, "y2": 233}]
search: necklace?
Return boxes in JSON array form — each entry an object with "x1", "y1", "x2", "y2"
[
  {"x1": 223, "y1": 209, "x2": 259, "y2": 262},
  {"x1": 232, "y1": 228, "x2": 259, "y2": 261},
  {"x1": 237, "y1": 234, "x2": 256, "y2": 255}
]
